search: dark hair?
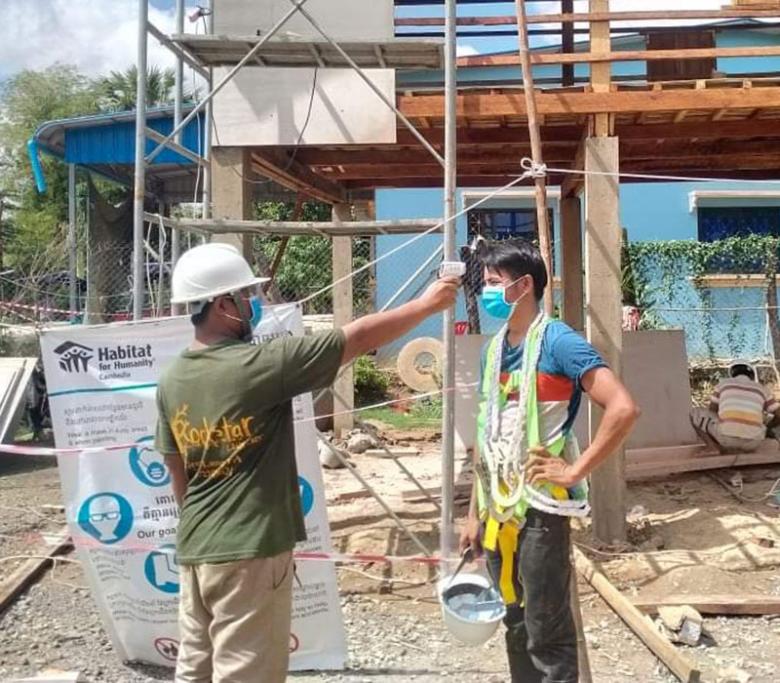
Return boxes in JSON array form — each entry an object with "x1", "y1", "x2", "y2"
[
  {"x1": 191, "y1": 302, "x2": 211, "y2": 327},
  {"x1": 477, "y1": 238, "x2": 549, "y2": 301},
  {"x1": 730, "y1": 364, "x2": 756, "y2": 381}
]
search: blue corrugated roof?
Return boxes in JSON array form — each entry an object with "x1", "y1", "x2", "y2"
[
  {"x1": 64, "y1": 113, "x2": 204, "y2": 166},
  {"x1": 34, "y1": 106, "x2": 205, "y2": 167}
]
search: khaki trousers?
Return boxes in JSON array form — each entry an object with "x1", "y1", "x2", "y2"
[{"x1": 176, "y1": 551, "x2": 293, "y2": 683}]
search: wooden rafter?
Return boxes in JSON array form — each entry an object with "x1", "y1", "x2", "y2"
[
  {"x1": 528, "y1": 8, "x2": 780, "y2": 25},
  {"x1": 398, "y1": 87, "x2": 780, "y2": 118},
  {"x1": 459, "y1": 45, "x2": 780, "y2": 68},
  {"x1": 394, "y1": 118, "x2": 780, "y2": 146},
  {"x1": 250, "y1": 150, "x2": 346, "y2": 205},
  {"x1": 395, "y1": 8, "x2": 780, "y2": 27}
]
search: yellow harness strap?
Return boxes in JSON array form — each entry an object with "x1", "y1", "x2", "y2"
[
  {"x1": 484, "y1": 515, "x2": 500, "y2": 552},
  {"x1": 497, "y1": 522, "x2": 520, "y2": 604}
]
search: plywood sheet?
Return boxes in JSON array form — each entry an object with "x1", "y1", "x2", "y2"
[
  {"x1": 212, "y1": 67, "x2": 397, "y2": 146},
  {"x1": 213, "y1": 0, "x2": 394, "y2": 42}
]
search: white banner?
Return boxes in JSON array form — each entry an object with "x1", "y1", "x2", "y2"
[{"x1": 40, "y1": 305, "x2": 347, "y2": 670}]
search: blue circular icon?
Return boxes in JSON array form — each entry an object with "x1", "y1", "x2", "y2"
[
  {"x1": 129, "y1": 436, "x2": 170, "y2": 487},
  {"x1": 78, "y1": 492, "x2": 133, "y2": 545},
  {"x1": 298, "y1": 476, "x2": 314, "y2": 517},
  {"x1": 144, "y1": 545, "x2": 179, "y2": 594}
]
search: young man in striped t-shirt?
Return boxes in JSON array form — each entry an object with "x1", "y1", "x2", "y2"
[{"x1": 691, "y1": 361, "x2": 780, "y2": 453}]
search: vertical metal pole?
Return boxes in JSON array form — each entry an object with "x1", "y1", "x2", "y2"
[
  {"x1": 170, "y1": 0, "x2": 184, "y2": 315},
  {"x1": 68, "y1": 164, "x2": 78, "y2": 321},
  {"x1": 132, "y1": 0, "x2": 149, "y2": 321},
  {"x1": 84, "y1": 189, "x2": 93, "y2": 326},
  {"x1": 202, "y1": 0, "x2": 213, "y2": 224},
  {"x1": 440, "y1": 0, "x2": 458, "y2": 562}
]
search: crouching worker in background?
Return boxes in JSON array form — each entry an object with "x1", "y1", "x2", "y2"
[
  {"x1": 691, "y1": 360, "x2": 780, "y2": 453},
  {"x1": 155, "y1": 242, "x2": 460, "y2": 683},
  {"x1": 460, "y1": 239, "x2": 639, "y2": 683}
]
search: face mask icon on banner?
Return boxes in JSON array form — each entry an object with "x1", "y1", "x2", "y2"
[{"x1": 137, "y1": 448, "x2": 167, "y2": 482}]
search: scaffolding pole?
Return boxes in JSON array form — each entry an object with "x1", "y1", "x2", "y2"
[
  {"x1": 145, "y1": 0, "x2": 312, "y2": 165},
  {"x1": 202, "y1": 1, "x2": 213, "y2": 223},
  {"x1": 170, "y1": 0, "x2": 185, "y2": 315},
  {"x1": 67, "y1": 164, "x2": 78, "y2": 321},
  {"x1": 440, "y1": 0, "x2": 458, "y2": 562},
  {"x1": 132, "y1": 0, "x2": 149, "y2": 321}
]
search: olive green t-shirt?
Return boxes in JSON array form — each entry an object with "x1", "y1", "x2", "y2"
[{"x1": 154, "y1": 330, "x2": 345, "y2": 565}]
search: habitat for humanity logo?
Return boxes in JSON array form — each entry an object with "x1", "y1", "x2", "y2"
[{"x1": 54, "y1": 341, "x2": 94, "y2": 373}]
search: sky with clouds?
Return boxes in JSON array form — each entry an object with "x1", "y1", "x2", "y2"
[
  {"x1": 0, "y1": 0, "x2": 731, "y2": 80},
  {"x1": 0, "y1": 0, "x2": 198, "y2": 81}
]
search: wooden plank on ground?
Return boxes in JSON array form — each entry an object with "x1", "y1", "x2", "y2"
[
  {"x1": 634, "y1": 595, "x2": 780, "y2": 616},
  {"x1": 574, "y1": 548, "x2": 703, "y2": 683},
  {"x1": 0, "y1": 527, "x2": 72, "y2": 615},
  {"x1": 401, "y1": 483, "x2": 470, "y2": 502},
  {"x1": 626, "y1": 445, "x2": 780, "y2": 480}
]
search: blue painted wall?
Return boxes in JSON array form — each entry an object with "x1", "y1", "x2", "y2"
[{"x1": 377, "y1": 181, "x2": 780, "y2": 360}]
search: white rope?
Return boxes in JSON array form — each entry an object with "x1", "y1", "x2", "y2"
[
  {"x1": 522, "y1": 157, "x2": 780, "y2": 186},
  {"x1": 295, "y1": 382, "x2": 478, "y2": 424},
  {"x1": 654, "y1": 306, "x2": 780, "y2": 312},
  {"x1": 299, "y1": 157, "x2": 780, "y2": 308},
  {"x1": 298, "y1": 169, "x2": 537, "y2": 304}
]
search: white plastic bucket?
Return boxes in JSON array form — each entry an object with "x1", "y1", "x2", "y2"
[{"x1": 437, "y1": 572, "x2": 506, "y2": 646}]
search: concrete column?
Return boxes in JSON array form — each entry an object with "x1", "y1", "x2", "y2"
[
  {"x1": 211, "y1": 147, "x2": 253, "y2": 260},
  {"x1": 332, "y1": 203, "x2": 354, "y2": 436},
  {"x1": 584, "y1": 136, "x2": 626, "y2": 544},
  {"x1": 561, "y1": 196, "x2": 584, "y2": 331}
]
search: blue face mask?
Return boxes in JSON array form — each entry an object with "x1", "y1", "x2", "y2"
[
  {"x1": 248, "y1": 295, "x2": 263, "y2": 329},
  {"x1": 481, "y1": 277, "x2": 527, "y2": 320}
]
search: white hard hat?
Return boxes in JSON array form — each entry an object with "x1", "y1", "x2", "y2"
[
  {"x1": 729, "y1": 359, "x2": 758, "y2": 379},
  {"x1": 171, "y1": 243, "x2": 269, "y2": 305},
  {"x1": 437, "y1": 572, "x2": 505, "y2": 646}
]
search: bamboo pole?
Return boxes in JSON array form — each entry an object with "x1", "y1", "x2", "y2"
[{"x1": 515, "y1": 0, "x2": 554, "y2": 315}]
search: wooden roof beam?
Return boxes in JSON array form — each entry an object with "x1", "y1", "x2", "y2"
[
  {"x1": 529, "y1": 8, "x2": 780, "y2": 25},
  {"x1": 319, "y1": 164, "x2": 540, "y2": 180},
  {"x1": 395, "y1": 8, "x2": 780, "y2": 27},
  {"x1": 399, "y1": 87, "x2": 780, "y2": 118},
  {"x1": 292, "y1": 144, "x2": 579, "y2": 166},
  {"x1": 397, "y1": 119, "x2": 780, "y2": 146},
  {"x1": 250, "y1": 150, "x2": 347, "y2": 205},
  {"x1": 459, "y1": 45, "x2": 780, "y2": 68}
]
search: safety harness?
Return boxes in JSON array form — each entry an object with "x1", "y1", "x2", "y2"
[{"x1": 475, "y1": 314, "x2": 589, "y2": 603}]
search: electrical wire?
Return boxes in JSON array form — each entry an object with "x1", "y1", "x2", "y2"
[{"x1": 210, "y1": 66, "x2": 320, "y2": 187}]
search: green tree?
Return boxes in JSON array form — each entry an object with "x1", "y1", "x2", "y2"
[
  {"x1": 254, "y1": 201, "x2": 372, "y2": 315},
  {"x1": 0, "y1": 66, "x2": 101, "y2": 272},
  {"x1": 96, "y1": 66, "x2": 190, "y2": 111}
]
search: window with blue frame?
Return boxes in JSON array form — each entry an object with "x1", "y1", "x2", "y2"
[
  {"x1": 468, "y1": 208, "x2": 554, "y2": 242},
  {"x1": 697, "y1": 206, "x2": 780, "y2": 273}
]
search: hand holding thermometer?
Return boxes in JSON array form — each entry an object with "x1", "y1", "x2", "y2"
[{"x1": 439, "y1": 261, "x2": 466, "y2": 279}]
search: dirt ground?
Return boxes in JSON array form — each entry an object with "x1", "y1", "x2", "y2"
[{"x1": 1, "y1": 437, "x2": 779, "y2": 682}]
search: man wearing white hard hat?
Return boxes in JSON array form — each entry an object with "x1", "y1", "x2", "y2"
[
  {"x1": 691, "y1": 360, "x2": 780, "y2": 453},
  {"x1": 155, "y1": 242, "x2": 459, "y2": 683}
]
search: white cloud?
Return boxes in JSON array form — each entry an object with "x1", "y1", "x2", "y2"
[
  {"x1": 456, "y1": 44, "x2": 479, "y2": 58},
  {"x1": 0, "y1": 0, "x2": 199, "y2": 79}
]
